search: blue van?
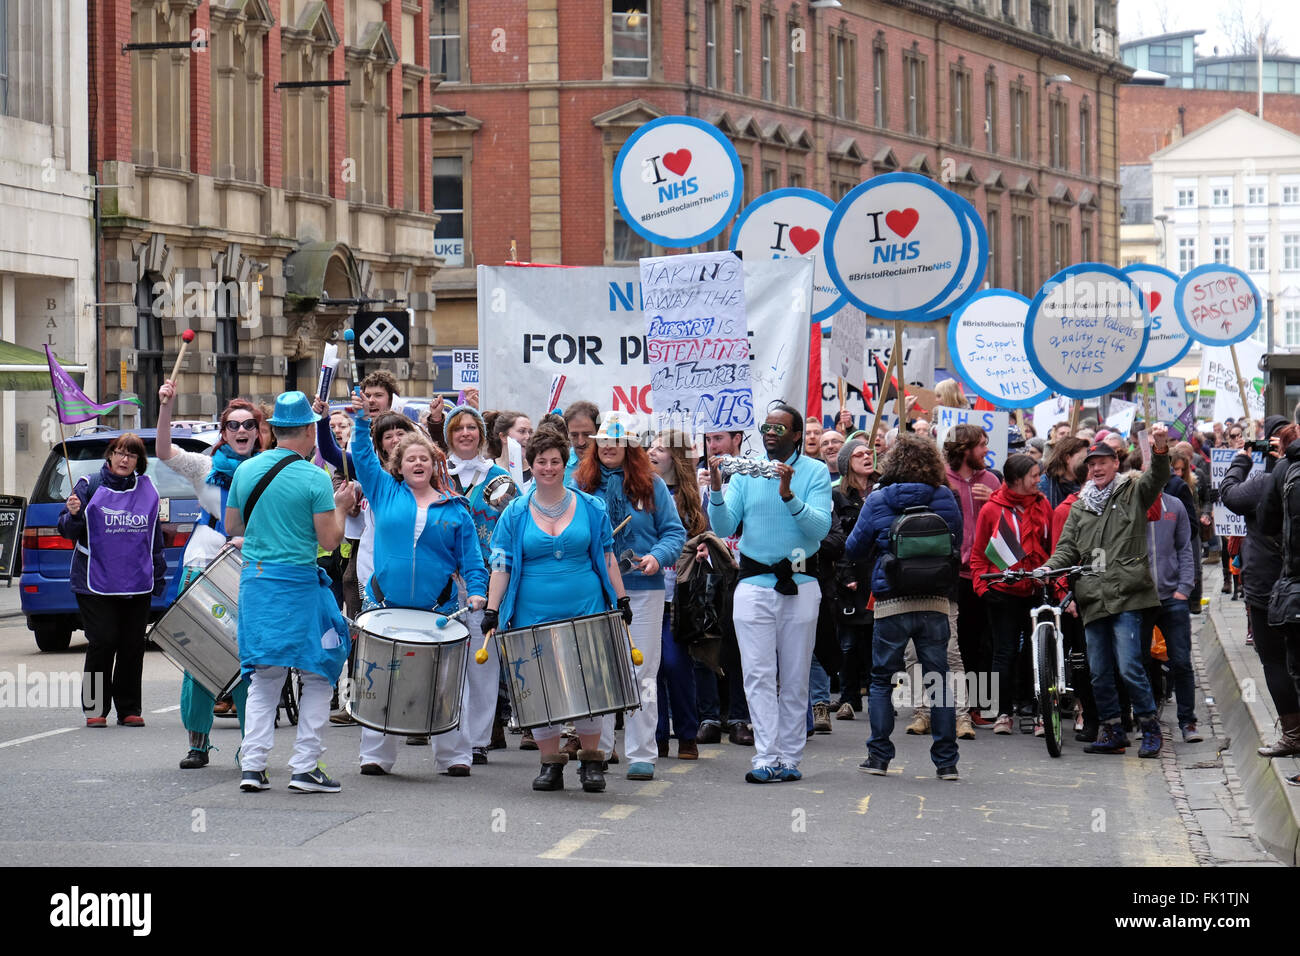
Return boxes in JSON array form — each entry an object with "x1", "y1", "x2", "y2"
[{"x1": 21, "y1": 422, "x2": 221, "y2": 651}]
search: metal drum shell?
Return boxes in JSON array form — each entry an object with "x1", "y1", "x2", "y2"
[
  {"x1": 497, "y1": 610, "x2": 641, "y2": 730},
  {"x1": 346, "y1": 608, "x2": 470, "y2": 737},
  {"x1": 147, "y1": 544, "x2": 243, "y2": 698}
]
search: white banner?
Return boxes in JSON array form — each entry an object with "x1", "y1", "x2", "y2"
[
  {"x1": 476, "y1": 259, "x2": 813, "y2": 443},
  {"x1": 1199, "y1": 340, "x2": 1265, "y2": 422},
  {"x1": 932, "y1": 405, "x2": 1010, "y2": 473},
  {"x1": 452, "y1": 348, "x2": 479, "y2": 392},
  {"x1": 818, "y1": 335, "x2": 936, "y2": 434},
  {"x1": 829, "y1": 306, "x2": 867, "y2": 390},
  {"x1": 1210, "y1": 447, "x2": 1264, "y2": 536}
]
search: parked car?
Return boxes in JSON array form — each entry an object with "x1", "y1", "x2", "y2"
[{"x1": 21, "y1": 422, "x2": 221, "y2": 651}]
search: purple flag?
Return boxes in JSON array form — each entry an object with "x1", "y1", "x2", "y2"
[
  {"x1": 45, "y1": 345, "x2": 141, "y2": 424},
  {"x1": 1168, "y1": 399, "x2": 1197, "y2": 442}
]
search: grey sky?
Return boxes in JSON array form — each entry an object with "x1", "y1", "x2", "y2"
[{"x1": 1120, "y1": 0, "x2": 1300, "y2": 57}]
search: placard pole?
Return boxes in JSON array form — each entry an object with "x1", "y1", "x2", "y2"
[
  {"x1": 1069, "y1": 400, "x2": 1080, "y2": 434},
  {"x1": 1141, "y1": 372, "x2": 1153, "y2": 427},
  {"x1": 867, "y1": 322, "x2": 903, "y2": 468},
  {"x1": 1228, "y1": 344, "x2": 1254, "y2": 436}
]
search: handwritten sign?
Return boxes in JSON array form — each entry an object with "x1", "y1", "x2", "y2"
[
  {"x1": 1200, "y1": 339, "x2": 1266, "y2": 422},
  {"x1": 1025, "y1": 264, "x2": 1149, "y2": 399},
  {"x1": 640, "y1": 251, "x2": 753, "y2": 433},
  {"x1": 1154, "y1": 375, "x2": 1186, "y2": 422},
  {"x1": 452, "y1": 348, "x2": 479, "y2": 392},
  {"x1": 824, "y1": 172, "x2": 974, "y2": 321},
  {"x1": 614, "y1": 116, "x2": 743, "y2": 248},
  {"x1": 1210, "y1": 447, "x2": 1264, "y2": 535},
  {"x1": 819, "y1": 334, "x2": 936, "y2": 433},
  {"x1": 933, "y1": 406, "x2": 1010, "y2": 472},
  {"x1": 1174, "y1": 264, "x2": 1262, "y2": 346},
  {"x1": 829, "y1": 305, "x2": 867, "y2": 389},
  {"x1": 1123, "y1": 264, "x2": 1191, "y2": 373},
  {"x1": 730, "y1": 187, "x2": 844, "y2": 322},
  {"x1": 948, "y1": 290, "x2": 1049, "y2": 409}
]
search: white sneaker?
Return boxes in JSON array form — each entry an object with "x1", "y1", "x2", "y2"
[{"x1": 993, "y1": 714, "x2": 1014, "y2": 735}]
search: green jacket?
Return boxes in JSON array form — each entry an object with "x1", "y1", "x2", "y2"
[{"x1": 1044, "y1": 452, "x2": 1170, "y2": 627}]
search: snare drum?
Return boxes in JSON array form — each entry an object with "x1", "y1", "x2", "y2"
[
  {"x1": 346, "y1": 607, "x2": 470, "y2": 737},
  {"x1": 148, "y1": 544, "x2": 243, "y2": 698},
  {"x1": 497, "y1": 610, "x2": 641, "y2": 730}
]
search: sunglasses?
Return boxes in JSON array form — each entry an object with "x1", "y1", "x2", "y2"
[
  {"x1": 758, "y1": 423, "x2": 789, "y2": 436},
  {"x1": 225, "y1": 420, "x2": 259, "y2": 432}
]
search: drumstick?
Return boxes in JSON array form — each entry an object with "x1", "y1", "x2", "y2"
[
  {"x1": 170, "y1": 329, "x2": 195, "y2": 381},
  {"x1": 435, "y1": 605, "x2": 471, "y2": 628},
  {"x1": 474, "y1": 629, "x2": 493, "y2": 665},
  {"x1": 613, "y1": 515, "x2": 632, "y2": 536}
]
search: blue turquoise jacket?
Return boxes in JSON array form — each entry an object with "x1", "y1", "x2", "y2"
[
  {"x1": 489, "y1": 487, "x2": 618, "y2": 629},
  {"x1": 455, "y1": 462, "x2": 513, "y2": 562},
  {"x1": 353, "y1": 415, "x2": 488, "y2": 611},
  {"x1": 583, "y1": 465, "x2": 686, "y2": 592}
]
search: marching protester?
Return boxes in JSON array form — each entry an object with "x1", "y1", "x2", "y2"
[
  {"x1": 820, "y1": 428, "x2": 845, "y2": 482},
  {"x1": 486, "y1": 409, "x2": 534, "y2": 488},
  {"x1": 59, "y1": 433, "x2": 167, "y2": 729},
  {"x1": 348, "y1": 392, "x2": 489, "y2": 778},
  {"x1": 1049, "y1": 459, "x2": 1100, "y2": 741},
  {"x1": 157, "y1": 381, "x2": 265, "y2": 766},
  {"x1": 485, "y1": 424, "x2": 631, "y2": 793},
  {"x1": 563, "y1": 400, "x2": 600, "y2": 485},
  {"x1": 575, "y1": 412, "x2": 686, "y2": 780},
  {"x1": 707, "y1": 404, "x2": 833, "y2": 783},
  {"x1": 846, "y1": 434, "x2": 963, "y2": 780},
  {"x1": 225, "y1": 392, "x2": 354, "y2": 793},
  {"x1": 1036, "y1": 425, "x2": 1172, "y2": 758},
  {"x1": 821, "y1": 437, "x2": 876, "y2": 719},
  {"x1": 804, "y1": 416, "x2": 824, "y2": 458}
]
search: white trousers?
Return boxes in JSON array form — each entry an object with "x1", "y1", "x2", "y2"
[
  {"x1": 240, "y1": 666, "x2": 332, "y2": 775},
  {"x1": 732, "y1": 580, "x2": 821, "y2": 770},
  {"x1": 600, "y1": 589, "x2": 664, "y2": 764},
  {"x1": 461, "y1": 605, "x2": 499, "y2": 749}
]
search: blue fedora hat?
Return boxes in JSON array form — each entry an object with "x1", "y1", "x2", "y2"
[{"x1": 267, "y1": 391, "x2": 321, "y2": 427}]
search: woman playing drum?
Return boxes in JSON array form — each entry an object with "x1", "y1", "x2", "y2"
[
  {"x1": 485, "y1": 424, "x2": 633, "y2": 792},
  {"x1": 157, "y1": 381, "x2": 266, "y2": 768},
  {"x1": 349, "y1": 395, "x2": 489, "y2": 777}
]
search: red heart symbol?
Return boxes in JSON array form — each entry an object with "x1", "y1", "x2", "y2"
[
  {"x1": 1148, "y1": 291, "x2": 1162, "y2": 311},
  {"x1": 788, "y1": 226, "x2": 821, "y2": 255},
  {"x1": 662, "y1": 149, "x2": 692, "y2": 177},
  {"x1": 885, "y1": 208, "x2": 920, "y2": 238}
]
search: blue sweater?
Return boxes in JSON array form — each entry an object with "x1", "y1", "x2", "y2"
[
  {"x1": 585, "y1": 465, "x2": 686, "y2": 592},
  {"x1": 846, "y1": 481, "x2": 963, "y2": 598},
  {"x1": 707, "y1": 451, "x2": 833, "y2": 588},
  {"x1": 353, "y1": 415, "x2": 488, "y2": 611},
  {"x1": 489, "y1": 487, "x2": 619, "y2": 629},
  {"x1": 1146, "y1": 492, "x2": 1195, "y2": 601}
]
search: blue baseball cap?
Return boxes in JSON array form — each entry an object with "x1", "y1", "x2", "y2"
[{"x1": 267, "y1": 391, "x2": 321, "y2": 427}]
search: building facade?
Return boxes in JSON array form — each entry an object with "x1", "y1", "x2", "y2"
[
  {"x1": 0, "y1": 0, "x2": 97, "y2": 496},
  {"x1": 428, "y1": 0, "x2": 1128, "y2": 371},
  {"x1": 91, "y1": 0, "x2": 444, "y2": 427}
]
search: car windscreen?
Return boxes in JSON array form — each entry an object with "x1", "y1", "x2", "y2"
[{"x1": 33, "y1": 438, "x2": 215, "y2": 503}]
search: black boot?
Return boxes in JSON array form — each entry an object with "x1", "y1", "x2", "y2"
[
  {"x1": 577, "y1": 749, "x2": 607, "y2": 793},
  {"x1": 1075, "y1": 721, "x2": 1099, "y2": 743},
  {"x1": 532, "y1": 754, "x2": 567, "y2": 791}
]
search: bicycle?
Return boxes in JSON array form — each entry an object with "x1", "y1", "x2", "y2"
[{"x1": 978, "y1": 565, "x2": 1099, "y2": 757}]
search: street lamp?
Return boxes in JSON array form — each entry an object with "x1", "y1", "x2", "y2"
[{"x1": 1153, "y1": 213, "x2": 1169, "y2": 267}]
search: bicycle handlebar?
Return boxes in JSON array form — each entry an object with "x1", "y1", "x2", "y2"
[{"x1": 979, "y1": 565, "x2": 1099, "y2": 583}]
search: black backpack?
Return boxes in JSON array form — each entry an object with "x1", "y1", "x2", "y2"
[{"x1": 877, "y1": 505, "x2": 958, "y2": 598}]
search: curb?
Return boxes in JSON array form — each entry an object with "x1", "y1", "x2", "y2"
[{"x1": 1203, "y1": 602, "x2": 1300, "y2": 866}]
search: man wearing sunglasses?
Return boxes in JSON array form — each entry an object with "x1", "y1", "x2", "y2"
[{"x1": 707, "y1": 404, "x2": 833, "y2": 783}]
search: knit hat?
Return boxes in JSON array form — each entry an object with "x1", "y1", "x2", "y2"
[
  {"x1": 1027, "y1": 437, "x2": 1046, "y2": 455},
  {"x1": 443, "y1": 404, "x2": 486, "y2": 450},
  {"x1": 837, "y1": 438, "x2": 867, "y2": 476},
  {"x1": 1263, "y1": 414, "x2": 1289, "y2": 441}
]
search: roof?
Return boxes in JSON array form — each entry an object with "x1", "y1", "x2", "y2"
[
  {"x1": 1150, "y1": 107, "x2": 1300, "y2": 160},
  {"x1": 1120, "y1": 164, "x2": 1152, "y2": 199},
  {"x1": 1119, "y1": 30, "x2": 1205, "y2": 50}
]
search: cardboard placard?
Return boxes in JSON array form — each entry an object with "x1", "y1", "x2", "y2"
[
  {"x1": 1124, "y1": 263, "x2": 1191, "y2": 373},
  {"x1": 1174, "y1": 264, "x2": 1263, "y2": 346},
  {"x1": 932, "y1": 405, "x2": 1010, "y2": 473},
  {"x1": 948, "y1": 289, "x2": 1049, "y2": 408},
  {"x1": 729, "y1": 188, "x2": 844, "y2": 322}
]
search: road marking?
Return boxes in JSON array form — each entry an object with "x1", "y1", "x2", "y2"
[
  {"x1": 697, "y1": 750, "x2": 719, "y2": 759},
  {"x1": 538, "y1": 828, "x2": 604, "y2": 860},
  {"x1": 635, "y1": 780, "x2": 671, "y2": 797},
  {"x1": 600, "y1": 804, "x2": 639, "y2": 820},
  {"x1": 855, "y1": 795, "x2": 871, "y2": 815},
  {"x1": 666, "y1": 763, "x2": 693, "y2": 774},
  {"x1": 0, "y1": 727, "x2": 77, "y2": 749},
  {"x1": 151, "y1": 705, "x2": 181, "y2": 714}
]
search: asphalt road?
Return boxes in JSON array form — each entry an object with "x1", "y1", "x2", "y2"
[{"x1": 0, "y1": 611, "x2": 1261, "y2": 867}]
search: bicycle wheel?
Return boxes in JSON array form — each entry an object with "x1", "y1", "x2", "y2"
[
  {"x1": 1034, "y1": 623, "x2": 1063, "y2": 757},
  {"x1": 278, "y1": 670, "x2": 300, "y2": 727}
]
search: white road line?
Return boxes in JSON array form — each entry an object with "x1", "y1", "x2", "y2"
[
  {"x1": 0, "y1": 727, "x2": 77, "y2": 749},
  {"x1": 538, "y1": 828, "x2": 605, "y2": 860},
  {"x1": 150, "y1": 705, "x2": 181, "y2": 714}
]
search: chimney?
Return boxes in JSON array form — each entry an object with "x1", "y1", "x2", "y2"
[{"x1": 1176, "y1": 105, "x2": 1185, "y2": 140}]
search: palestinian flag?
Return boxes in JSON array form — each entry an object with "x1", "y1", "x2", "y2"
[{"x1": 984, "y1": 509, "x2": 1024, "y2": 571}]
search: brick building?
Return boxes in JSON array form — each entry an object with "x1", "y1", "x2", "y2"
[
  {"x1": 91, "y1": 0, "x2": 444, "y2": 424},
  {"x1": 429, "y1": 0, "x2": 1130, "y2": 370}
]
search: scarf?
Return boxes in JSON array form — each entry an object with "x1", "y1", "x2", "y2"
[
  {"x1": 1080, "y1": 475, "x2": 1125, "y2": 515},
  {"x1": 206, "y1": 444, "x2": 247, "y2": 489},
  {"x1": 448, "y1": 453, "x2": 492, "y2": 492},
  {"x1": 599, "y1": 464, "x2": 631, "y2": 543}
]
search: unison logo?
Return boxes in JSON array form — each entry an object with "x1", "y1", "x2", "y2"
[
  {"x1": 50, "y1": 886, "x2": 151, "y2": 936},
  {"x1": 101, "y1": 507, "x2": 149, "y2": 529}
]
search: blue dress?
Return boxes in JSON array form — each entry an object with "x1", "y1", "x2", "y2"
[{"x1": 512, "y1": 505, "x2": 607, "y2": 629}]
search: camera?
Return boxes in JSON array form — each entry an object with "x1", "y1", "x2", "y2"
[{"x1": 1248, "y1": 438, "x2": 1272, "y2": 454}]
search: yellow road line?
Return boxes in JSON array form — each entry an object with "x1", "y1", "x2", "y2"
[
  {"x1": 855, "y1": 795, "x2": 871, "y2": 815},
  {"x1": 666, "y1": 763, "x2": 693, "y2": 774},
  {"x1": 600, "y1": 804, "x2": 639, "y2": 820},
  {"x1": 636, "y1": 780, "x2": 672, "y2": 797},
  {"x1": 538, "y1": 829, "x2": 604, "y2": 860},
  {"x1": 697, "y1": 750, "x2": 719, "y2": 759}
]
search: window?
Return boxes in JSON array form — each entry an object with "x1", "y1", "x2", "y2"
[
  {"x1": 1, "y1": 0, "x2": 51, "y2": 123},
  {"x1": 873, "y1": 39, "x2": 887, "y2": 127},
  {"x1": 1178, "y1": 237, "x2": 1196, "y2": 272},
  {"x1": 1249, "y1": 234, "x2": 1266, "y2": 272},
  {"x1": 1010, "y1": 84, "x2": 1030, "y2": 160},
  {"x1": 832, "y1": 178, "x2": 854, "y2": 201},
  {"x1": 613, "y1": 209, "x2": 651, "y2": 262},
  {"x1": 1213, "y1": 235, "x2": 1231, "y2": 265},
  {"x1": 704, "y1": 1, "x2": 720, "y2": 88},
  {"x1": 134, "y1": 282, "x2": 163, "y2": 428},
  {"x1": 1285, "y1": 185, "x2": 1300, "y2": 205},
  {"x1": 833, "y1": 34, "x2": 855, "y2": 119},
  {"x1": 984, "y1": 72, "x2": 997, "y2": 152},
  {"x1": 214, "y1": 304, "x2": 239, "y2": 413},
  {"x1": 1049, "y1": 98, "x2": 1068, "y2": 170},
  {"x1": 1212, "y1": 186, "x2": 1230, "y2": 206},
  {"x1": 760, "y1": 14, "x2": 773, "y2": 100},
  {"x1": 1286, "y1": 309, "x2": 1300, "y2": 346},
  {"x1": 132, "y1": 2, "x2": 188, "y2": 168},
  {"x1": 1012, "y1": 214, "x2": 1032, "y2": 295},
  {"x1": 612, "y1": 0, "x2": 651, "y2": 78},
  {"x1": 402, "y1": 86, "x2": 419, "y2": 211},
  {"x1": 346, "y1": 49, "x2": 393, "y2": 205},
  {"x1": 987, "y1": 207, "x2": 1000, "y2": 287},
  {"x1": 1081, "y1": 221, "x2": 1093, "y2": 261},
  {"x1": 211, "y1": 10, "x2": 269, "y2": 183},
  {"x1": 788, "y1": 169, "x2": 803, "y2": 189},
  {"x1": 430, "y1": 0, "x2": 461, "y2": 82},
  {"x1": 786, "y1": 19, "x2": 803, "y2": 107},
  {"x1": 280, "y1": 32, "x2": 331, "y2": 195},
  {"x1": 1248, "y1": 185, "x2": 1266, "y2": 205},
  {"x1": 949, "y1": 63, "x2": 971, "y2": 146},
  {"x1": 433, "y1": 156, "x2": 465, "y2": 266},
  {"x1": 1177, "y1": 188, "x2": 1196, "y2": 208},
  {"x1": 1051, "y1": 219, "x2": 1070, "y2": 271},
  {"x1": 903, "y1": 50, "x2": 927, "y2": 136},
  {"x1": 1079, "y1": 103, "x2": 1091, "y2": 176},
  {"x1": 762, "y1": 165, "x2": 778, "y2": 193},
  {"x1": 733, "y1": 6, "x2": 748, "y2": 95},
  {"x1": 1284, "y1": 234, "x2": 1300, "y2": 271}
]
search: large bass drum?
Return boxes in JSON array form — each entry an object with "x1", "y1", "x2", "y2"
[
  {"x1": 345, "y1": 607, "x2": 470, "y2": 737},
  {"x1": 497, "y1": 610, "x2": 641, "y2": 730},
  {"x1": 147, "y1": 544, "x2": 243, "y2": 698}
]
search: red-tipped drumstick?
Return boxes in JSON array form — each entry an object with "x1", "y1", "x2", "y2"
[{"x1": 170, "y1": 328, "x2": 196, "y2": 382}]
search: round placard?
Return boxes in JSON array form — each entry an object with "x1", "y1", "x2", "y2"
[
  {"x1": 1173, "y1": 264, "x2": 1263, "y2": 347},
  {"x1": 729, "y1": 188, "x2": 845, "y2": 323},
  {"x1": 823, "y1": 172, "x2": 972, "y2": 321},
  {"x1": 911, "y1": 194, "x2": 988, "y2": 320},
  {"x1": 613, "y1": 116, "x2": 744, "y2": 248},
  {"x1": 1123, "y1": 263, "x2": 1192, "y2": 373},
  {"x1": 948, "y1": 290, "x2": 1050, "y2": 408},
  {"x1": 1024, "y1": 264, "x2": 1150, "y2": 399}
]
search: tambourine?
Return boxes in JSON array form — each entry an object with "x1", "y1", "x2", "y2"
[{"x1": 485, "y1": 473, "x2": 518, "y2": 511}]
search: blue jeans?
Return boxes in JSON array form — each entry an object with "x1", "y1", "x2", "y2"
[
  {"x1": 694, "y1": 648, "x2": 750, "y2": 726},
  {"x1": 656, "y1": 613, "x2": 699, "y2": 742},
  {"x1": 1084, "y1": 610, "x2": 1156, "y2": 723},
  {"x1": 867, "y1": 611, "x2": 958, "y2": 769},
  {"x1": 1143, "y1": 598, "x2": 1196, "y2": 726},
  {"x1": 806, "y1": 655, "x2": 832, "y2": 732}
]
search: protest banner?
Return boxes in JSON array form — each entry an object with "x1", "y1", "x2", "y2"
[
  {"x1": 1031, "y1": 393, "x2": 1071, "y2": 432},
  {"x1": 1024, "y1": 264, "x2": 1149, "y2": 399},
  {"x1": 829, "y1": 304, "x2": 867, "y2": 392},
  {"x1": 1174, "y1": 264, "x2": 1263, "y2": 347},
  {"x1": 1200, "y1": 340, "x2": 1266, "y2": 423},
  {"x1": 1154, "y1": 376, "x2": 1186, "y2": 422},
  {"x1": 452, "y1": 348, "x2": 479, "y2": 392},
  {"x1": 476, "y1": 258, "x2": 812, "y2": 443},
  {"x1": 1104, "y1": 398, "x2": 1138, "y2": 436},
  {"x1": 1124, "y1": 263, "x2": 1191, "y2": 373},
  {"x1": 729, "y1": 188, "x2": 844, "y2": 322},
  {"x1": 932, "y1": 405, "x2": 1010, "y2": 472},
  {"x1": 818, "y1": 335, "x2": 936, "y2": 433},
  {"x1": 613, "y1": 116, "x2": 743, "y2": 248},
  {"x1": 640, "y1": 251, "x2": 753, "y2": 433},
  {"x1": 947, "y1": 290, "x2": 1049, "y2": 409},
  {"x1": 1210, "y1": 447, "x2": 1264, "y2": 536}
]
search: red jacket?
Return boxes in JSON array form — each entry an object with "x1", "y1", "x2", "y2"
[
  {"x1": 1051, "y1": 493, "x2": 1078, "y2": 549},
  {"x1": 970, "y1": 484, "x2": 1053, "y2": 598}
]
